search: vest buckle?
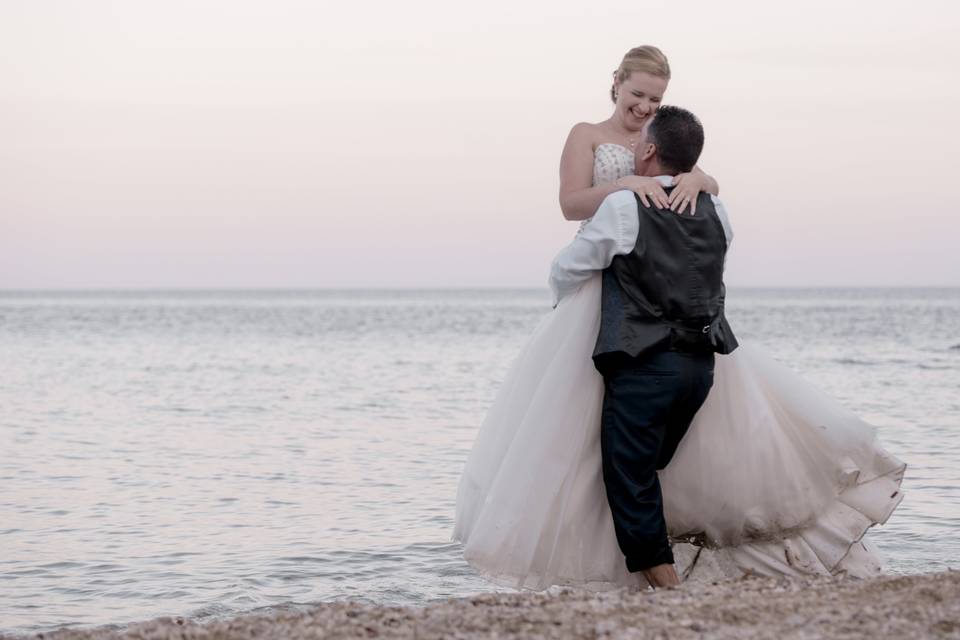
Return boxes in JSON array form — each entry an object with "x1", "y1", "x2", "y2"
[{"x1": 702, "y1": 324, "x2": 711, "y2": 334}]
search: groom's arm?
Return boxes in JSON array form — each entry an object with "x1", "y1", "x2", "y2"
[
  {"x1": 548, "y1": 190, "x2": 640, "y2": 307},
  {"x1": 710, "y1": 195, "x2": 734, "y2": 247}
]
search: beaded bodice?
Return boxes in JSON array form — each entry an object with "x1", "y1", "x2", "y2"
[
  {"x1": 579, "y1": 143, "x2": 635, "y2": 228},
  {"x1": 592, "y1": 143, "x2": 635, "y2": 187}
]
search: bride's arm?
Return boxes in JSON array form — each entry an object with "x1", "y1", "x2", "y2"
[
  {"x1": 558, "y1": 123, "x2": 622, "y2": 221},
  {"x1": 559, "y1": 123, "x2": 672, "y2": 220},
  {"x1": 690, "y1": 165, "x2": 719, "y2": 195}
]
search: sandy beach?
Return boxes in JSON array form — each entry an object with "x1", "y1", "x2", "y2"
[{"x1": 9, "y1": 570, "x2": 955, "y2": 640}]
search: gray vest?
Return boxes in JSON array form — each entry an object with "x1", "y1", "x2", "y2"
[{"x1": 593, "y1": 189, "x2": 738, "y2": 371}]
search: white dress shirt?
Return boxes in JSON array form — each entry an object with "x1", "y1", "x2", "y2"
[{"x1": 549, "y1": 176, "x2": 733, "y2": 307}]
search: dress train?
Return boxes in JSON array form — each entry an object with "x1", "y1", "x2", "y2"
[{"x1": 453, "y1": 274, "x2": 905, "y2": 589}]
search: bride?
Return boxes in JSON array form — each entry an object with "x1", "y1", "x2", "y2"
[{"x1": 452, "y1": 45, "x2": 906, "y2": 589}]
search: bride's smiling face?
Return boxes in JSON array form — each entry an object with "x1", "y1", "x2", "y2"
[{"x1": 614, "y1": 72, "x2": 668, "y2": 131}]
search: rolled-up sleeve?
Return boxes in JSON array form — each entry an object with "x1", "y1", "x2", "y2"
[{"x1": 548, "y1": 190, "x2": 639, "y2": 307}]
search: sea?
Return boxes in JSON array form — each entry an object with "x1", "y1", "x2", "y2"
[{"x1": 1, "y1": 288, "x2": 958, "y2": 635}]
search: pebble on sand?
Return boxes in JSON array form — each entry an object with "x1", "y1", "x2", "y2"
[{"x1": 10, "y1": 570, "x2": 960, "y2": 640}]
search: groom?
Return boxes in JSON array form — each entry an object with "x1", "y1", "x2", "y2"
[{"x1": 549, "y1": 105, "x2": 738, "y2": 588}]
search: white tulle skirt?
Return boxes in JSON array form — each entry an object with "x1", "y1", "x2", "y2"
[{"x1": 452, "y1": 275, "x2": 905, "y2": 589}]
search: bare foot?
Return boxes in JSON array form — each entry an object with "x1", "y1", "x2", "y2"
[{"x1": 641, "y1": 563, "x2": 681, "y2": 589}]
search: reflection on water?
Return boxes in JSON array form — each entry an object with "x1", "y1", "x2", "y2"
[{"x1": 1, "y1": 288, "x2": 957, "y2": 634}]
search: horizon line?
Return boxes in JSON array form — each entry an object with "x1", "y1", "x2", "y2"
[{"x1": 2, "y1": 285, "x2": 960, "y2": 292}]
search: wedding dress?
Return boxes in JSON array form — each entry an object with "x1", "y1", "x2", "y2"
[{"x1": 452, "y1": 143, "x2": 905, "y2": 589}]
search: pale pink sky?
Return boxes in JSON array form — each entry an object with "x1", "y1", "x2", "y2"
[{"x1": 1, "y1": 0, "x2": 958, "y2": 288}]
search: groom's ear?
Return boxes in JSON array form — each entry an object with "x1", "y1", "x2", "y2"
[{"x1": 640, "y1": 142, "x2": 657, "y2": 162}]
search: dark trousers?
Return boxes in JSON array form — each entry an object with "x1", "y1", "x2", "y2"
[{"x1": 598, "y1": 349, "x2": 715, "y2": 572}]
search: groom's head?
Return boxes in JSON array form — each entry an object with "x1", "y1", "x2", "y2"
[{"x1": 634, "y1": 106, "x2": 705, "y2": 177}]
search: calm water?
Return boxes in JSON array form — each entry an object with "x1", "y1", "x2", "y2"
[{"x1": 1, "y1": 288, "x2": 958, "y2": 635}]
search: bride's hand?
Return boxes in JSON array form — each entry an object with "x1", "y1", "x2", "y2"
[
  {"x1": 667, "y1": 172, "x2": 708, "y2": 215},
  {"x1": 614, "y1": 175, "x2": 670, "y2": 210}
]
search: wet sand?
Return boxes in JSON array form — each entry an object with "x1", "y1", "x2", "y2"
[{"x1": 13, "y1": 570, "x2": 960, "y2": 640}]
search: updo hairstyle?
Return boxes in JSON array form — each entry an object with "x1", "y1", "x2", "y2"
[{"x1": 610, "y1": 45, "x2": 671, "y2": 103}]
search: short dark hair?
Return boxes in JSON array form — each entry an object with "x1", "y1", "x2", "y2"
[{"x1": 646, "y1": 105, "x2": 704, "y2": 174}]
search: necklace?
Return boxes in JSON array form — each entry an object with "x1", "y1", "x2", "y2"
[{"x1": 607, "y1": 122, "x2": 642, "y2": 149}]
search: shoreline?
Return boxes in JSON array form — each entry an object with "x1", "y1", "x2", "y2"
[{"x1": 12, "y1": 570, "x2": 958, "y2": 640}]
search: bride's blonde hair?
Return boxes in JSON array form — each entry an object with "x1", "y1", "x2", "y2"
[{"x1": 611, "y1": 46, "x2": 671, "y2": 103}]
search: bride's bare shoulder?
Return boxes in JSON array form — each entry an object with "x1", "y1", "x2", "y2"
[
  {"x1": 567, "y1": 121, "x2": 604, "y2": 139},
  {"x1": 564, "y1": 121, "x2": 606, "y2": 153}
]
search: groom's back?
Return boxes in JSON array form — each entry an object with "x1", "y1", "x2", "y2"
[{"x1": 593, "y1": 190, "x2": 737, "y2": 371}]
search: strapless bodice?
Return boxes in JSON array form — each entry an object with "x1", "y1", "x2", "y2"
[
  {"x1": 592, "y1": 143, "x2": 635, "y2": 187},
  {"x1": 579, "y1": 143, "x2": 635, "y2": 227}
]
